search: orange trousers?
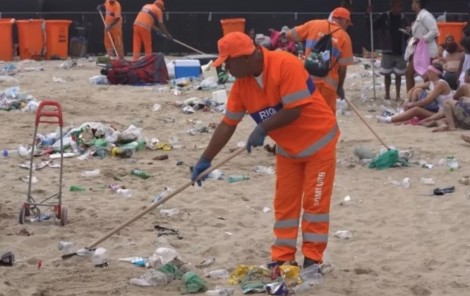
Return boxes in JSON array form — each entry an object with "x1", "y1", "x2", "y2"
[
  {"x1": 272, "y1": 150, "x2": 336, "y2": 263},
  {"x1": 104, "y1": 27, "x2": 124, "y2": 58},
  {"x1": 133, "y1": 25, "x2": 152, "y2": 61},
  {"x1": 315, "y1": 83, "x2": 338, "y2": 114}
]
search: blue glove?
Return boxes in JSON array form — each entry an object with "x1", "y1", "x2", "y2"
[
  {"x1": 246, "y1": 125, "x2": 267, "y2": 153},
  {"x1": 191, "y1": 156, "x2": 211, "y2": 186}
]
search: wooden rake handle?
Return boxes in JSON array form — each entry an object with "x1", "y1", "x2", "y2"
[
  {"x1": 87, "y1": 146, "x2": 246, "y2": 249},
  {"x1": 343, "y1": 97, "x2": 391, "y2": 150},
  {"x1": 151, "y1": 26, "x2": 207, "y2": 55},
  {"x1": 98, "y1": 9, "x2": 119, "y2": 58}
]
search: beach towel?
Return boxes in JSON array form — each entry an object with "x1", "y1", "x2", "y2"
[{"x1": 106, "y1": 53, "x2": 169, "y2": 85}]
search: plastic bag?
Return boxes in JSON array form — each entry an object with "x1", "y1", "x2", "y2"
[
  {"x1": 413, "y1": 39, "x2": 430, "y2": 76},
  {"x1": 182, "y1": 271, "x2": 208, "y2": 293},
  {"x1": 368, "y1": 149, "x2": 399, "y2": 170}
]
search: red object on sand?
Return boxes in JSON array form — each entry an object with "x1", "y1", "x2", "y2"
[{"x1": 38, "y1": 259, "x2": 42, "y2": 269}]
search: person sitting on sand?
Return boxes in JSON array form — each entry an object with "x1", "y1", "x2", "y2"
[
  {"x1": 377, "y1": 63, "x2": 452, "y2": 124},
  {"x1": 430, "y1": 95, "x2": 470, "y2": 132},
  {"x1": 420, "y1": 68, "x2": 470, "y2": 127},
  {"x1": 438, "y1": 42, "x2": 465, "y2": 90}
]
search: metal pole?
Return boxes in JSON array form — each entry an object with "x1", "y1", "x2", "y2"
[{"x1": 369, "y1": 0, "x2": 377, "y2": 100}]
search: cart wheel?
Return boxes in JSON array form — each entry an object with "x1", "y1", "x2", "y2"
[
  {"x1": 54, "y1": 205, "x2": 61, "y2": 219},
  {"x1": 19, "y1": 207, "x2": 27, "y2": 224},
  {"x1": 60, "y1": 208, "x2": 68, "y2": 226}
]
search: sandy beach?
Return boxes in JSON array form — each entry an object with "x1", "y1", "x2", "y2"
[{"x1": 1, "y1": 57, "x2": 470, "y2": 296}]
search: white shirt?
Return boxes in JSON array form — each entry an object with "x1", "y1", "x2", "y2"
[{"x1": 412, "y1": 9, "x2": 439, "y2": 58}]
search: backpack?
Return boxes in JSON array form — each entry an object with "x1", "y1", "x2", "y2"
[{"x1": 304, "y1": 24, "x2": 341, "y2": 77}]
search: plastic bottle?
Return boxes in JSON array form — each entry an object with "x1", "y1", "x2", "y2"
[
  {"x1": 131, "y1": 169, "x2": 152, "y2": 179},
  {"x1": 205, "y1": 287, "x2": 235, "y2": 296},
  {"x1": 92, "y1": 247, "x2": 108, "y2": 266},
  {"x1": 227, "y1": 175, "x2": 250, "y2": 183},
  {"x1": 120, "y1": 140, "x2": 146, "y2": 152},
  {"x1": 116, "y1": 188, "x2": 132, "y2": 198},
  {"x1": 447, "y1": 156, "x2": 459, "y2": 172},
  {"x1": 206, "y1": 269, "x2": 230, "y2": 279},
  {"x1": 57, "y1": 241, "x2": 75, "y2": 254},
  {"x1": 81, "y1": 169, "x2": 100, "y2": 177},
  {"x1": 111, "y1": 147, "x2": 133, "y2": 158},
  {"x1": 70, "y1": 185, "x2": 86, "y2": 192},
  {"x1": 401, "y1": 177, "x2": 410, "y2": 189}
]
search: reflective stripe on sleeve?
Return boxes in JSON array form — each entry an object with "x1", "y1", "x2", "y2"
[
  {"x1": 274, "y1": 218, "x2": 300, "y2": 229},
  {"x1": 224, "y1": 110, "x2": 245, "y2": 121},
  {"x1": 282, "y1": 89, "x2": 311, "y2": 105},
  {"x1": 276, "y1": 124, "x2": 338, "y2": 158}
]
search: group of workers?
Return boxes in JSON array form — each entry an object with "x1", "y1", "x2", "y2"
[{"x1": 98, "y1": 0, "x2": 171, "y2": 61}]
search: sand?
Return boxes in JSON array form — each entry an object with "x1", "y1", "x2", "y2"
[{"x1": 1, "y1": 57, "x2": 470, "y2": 296}]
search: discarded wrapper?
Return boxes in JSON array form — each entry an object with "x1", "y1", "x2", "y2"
[{"x1": 265, "y1": 281, "x2": 289, "y2": 296}]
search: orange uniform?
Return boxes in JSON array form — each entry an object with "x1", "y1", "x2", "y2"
[
  {"x1": 104, "y1": 0, "x2": 124, "y2": 58},
  {"x1": 288, "y1": 19, "x2": 353, "y2": 112},
  {"x1": 224, "y1": 47, "x2": 339, "y2": 263},
  {"x1": 133, "y1": 3, "x2": 163, "y2": 61}
]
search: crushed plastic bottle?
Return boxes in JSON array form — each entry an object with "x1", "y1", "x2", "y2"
[
  {"x1": 205, "y1": 269, "x2": 229, "y2": 279},
  {"x1": 152, "y1": 187, "x2": 174, "y2": 203},
  {"x1": 91, "y1": 247, "x2": 108, "y2": 266},
  {"x1": 130, "y1": 269, "x2": 168, "y2": 287},
  {"x1": 80, "y1": 169, "x2": 100, "y2": 177},
  {"x1": 205, "y1": 286, "x2": 235, "y2": 296},
  {"x1": 57, "y1": 241, "x2": 75, "y2": 254},
  {"x1": 334, "y1": 230, "x2": 353, "y2": 240},
  {"x1": 227, "y1": 175, "x2": 250, "y2": 183},
  {"x1": 446, "y1": 156, "x2": 459, "y2": 172},
  {"x1": 420, "y1": 177, "x2": 435, "y2": 185},
  {"x1": 401, "y1": 177, "x2": 410, "y2": 189}
]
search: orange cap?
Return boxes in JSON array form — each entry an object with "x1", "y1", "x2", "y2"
[
  {"x1": 212, "y1": 32, "x2": 256, "y2": 67},
  {"x1": 331, "y1": 7, "x2": 353, "y2": 25}
]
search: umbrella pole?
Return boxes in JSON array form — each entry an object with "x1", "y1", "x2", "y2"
[{"x1": 369, "y1": 0, "x2": 377, "y2": 100}]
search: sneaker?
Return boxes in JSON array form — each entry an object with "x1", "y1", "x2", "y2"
[
  {"x1": 303, "y1": 257, "x2": 320, "y2": 269},
  {"x1": 376, "y1": 115, "x2": 390, "y2": 123}
]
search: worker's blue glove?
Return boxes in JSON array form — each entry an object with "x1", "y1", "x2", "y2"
[
  {"x1": 246, "y1": 125, "x2": 267, "y2": 153},
  {"x1": 191, "y1": 156, "x2": 211, "y2": 186}
]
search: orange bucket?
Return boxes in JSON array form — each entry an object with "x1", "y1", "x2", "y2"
[
  {"x1": 437, "y1": 22, "x2": 466, "y2": 45},
  {"x1": 45, "y1": 20, "x2": 72, "y2": 60},
  {"x1": 0, "y1": 18, "x2": 16, "y2": 61},
  {"x1": 220, "y1": 18, "x2": 246, "y2": 36},
  {"x1": 16, "y1": 19, "x2": 46, "y2": 60}
]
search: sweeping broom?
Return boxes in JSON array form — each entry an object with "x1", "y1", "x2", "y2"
[{"x1": 343, "y1": 98, "x2": 399, "y2": 170}]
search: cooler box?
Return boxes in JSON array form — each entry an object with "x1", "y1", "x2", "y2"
[
  {"x1": 174, "y1": 59, "x2": 201, "y2": 79},
  {"x1": 437, "y1": 22, "x2": 466, "y2": 44}
]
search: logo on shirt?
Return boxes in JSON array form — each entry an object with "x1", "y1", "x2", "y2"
[{"x1": 250, "y1": 102, "x2": 283, "y2": 124}]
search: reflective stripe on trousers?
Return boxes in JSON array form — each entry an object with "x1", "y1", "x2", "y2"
[{"x1": 271, "y1": 152, "x2": 336, "y2": 262}]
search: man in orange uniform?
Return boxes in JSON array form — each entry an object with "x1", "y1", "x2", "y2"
[
  {"x1": 288, "y1": 7, "x2": 354, "y2": 113},
  {"x1": 98, "y1": 0, "x2": 124, "y2": 59},
  {"x1": 190, "y1": 32, "x2": 339, "y2": 268},
  {"x1": 133, "y1": 0, "x2": 172, "y2": 61}
]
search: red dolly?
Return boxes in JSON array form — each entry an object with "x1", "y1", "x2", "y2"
[{"x1": 19, "y1": 100, "x2": 67, "y2": 226}]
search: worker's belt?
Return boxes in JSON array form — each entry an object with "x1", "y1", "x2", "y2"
[{"x1": 141, "y1": 8, "x2": 159, "y2": 24}]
